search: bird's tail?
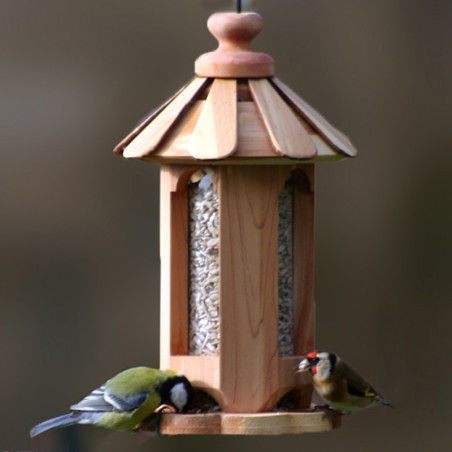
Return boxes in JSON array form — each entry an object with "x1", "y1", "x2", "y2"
[
  {"x1": 30, "y1": 412, "x2": 82, "y2": 437},
  {"x1": 376, "y1": 394, "x2": 395, "y2": 409}
]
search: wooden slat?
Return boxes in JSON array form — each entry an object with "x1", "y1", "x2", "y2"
[
  {"x1": 218, "y1": 166, "x2": 280, "y2": 412},
  {"x1": 123, "y1": 77, "x2": 210, "y2": 158},
  {"x1": 153, "y1": 102, "x2": 341, "y2": 161},
  {"x1": 160, "y1": 413, "x2": 222, "y2": 435},
  {"x1": 160, "y1": 165, "x2": 199, "y2": 368},
  {"x1": 189, "y1": 79, "x2": 238, "y2": 159},
  {"x1": 236, "y1": 101, "x2": 279, "y2": 157},
  {"x1": 249, "y1": 79, "x2": 317, "y2": 159},
  {"x1": 311, "y1": 135, "x2": 341, "y2": 158},
  {"x1": 158, "y1": 411, "x2": 339, "y2": 435},
  {"x1": 113, "y1": 79, "x2": 192, "y2": 156},
  {"x1": 292, "y1": 168, "x2": 316, "y2": 356},
  {"x1": 220, "y1": 411, "x2": 339, "y2": 434},
  {"x1": 155, "y1": 101, "x2": 204, "y2": 158},
  {"x1": 271, "y1": 77, "x2": 357, "y2": 157}
]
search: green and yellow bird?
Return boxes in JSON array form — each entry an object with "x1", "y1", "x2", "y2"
[{"x1": 30, "y1": 367, "x2": 192, "y2": 437}]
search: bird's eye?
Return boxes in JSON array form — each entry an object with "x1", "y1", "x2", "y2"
[{"x1": 309, "y1": 357, "x2": 320, "y2": 365}]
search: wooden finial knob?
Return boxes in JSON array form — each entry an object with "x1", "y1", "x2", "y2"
[
  {"x1": 208, "y1": 12, "x2": 262, "y2": 52},
  {"x1": 195, "y1": 13, "x2": 275, "y2": 78}
]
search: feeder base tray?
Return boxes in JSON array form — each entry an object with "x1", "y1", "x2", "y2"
[{"x1": 156, "y1": 411, "x2": 340, "y2": 435}]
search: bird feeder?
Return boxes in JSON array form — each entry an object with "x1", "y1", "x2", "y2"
[{"x1": 114, "y1": 11, "x2": 356, "y2": 435}]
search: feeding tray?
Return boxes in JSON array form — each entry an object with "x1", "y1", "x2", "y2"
[
  {"x1": 158, "y1": 410, "x2": 340, "y2": 435},
  {"x1": 114, "y1": 10, "x2": 356, "y2": 435}
]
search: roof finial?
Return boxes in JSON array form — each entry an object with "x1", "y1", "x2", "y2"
[{"x1": 195, "y1": 12, "x2": 274, "y2": 78}]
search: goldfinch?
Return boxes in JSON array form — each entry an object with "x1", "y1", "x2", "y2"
[
  {"x1": 30, "y1": 367, "x2": 192, "y2": 437},
  {"x1": 297, "y1": 351, "x2": 393, "y2": 414}
]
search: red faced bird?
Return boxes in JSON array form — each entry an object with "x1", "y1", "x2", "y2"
[{"x1": 297, "y1": 351, "x2": 393, "y2": 414}]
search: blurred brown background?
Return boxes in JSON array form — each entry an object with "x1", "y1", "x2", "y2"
[{"x1": 1, "y1": 0, "x2": 451, "y2": 450}]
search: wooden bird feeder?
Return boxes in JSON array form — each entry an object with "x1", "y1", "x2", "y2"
[{"x1": 114, "y1": 11, "x2": 356, "y2": 435}]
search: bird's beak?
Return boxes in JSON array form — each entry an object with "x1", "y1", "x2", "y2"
[{"x1": 296, "y1": 358, "x2": 310, "y2": 373}]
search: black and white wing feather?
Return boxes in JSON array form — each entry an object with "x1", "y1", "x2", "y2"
[{"x1": 70, "y1": 384, "x2": 148, "y2": 413}]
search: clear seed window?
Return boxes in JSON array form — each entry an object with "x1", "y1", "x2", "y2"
[
  {"x1": 278, "y1": 176, "x2": 294, "y2": 357},
  {"x1": 189, "y1": 172, "x2": 220, "y2": 355}
]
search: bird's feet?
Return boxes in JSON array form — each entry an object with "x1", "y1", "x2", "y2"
[
  {"x1": 133, "y1": 404, "x2": 177, "y2": 435},
  {"x1": 312, "y1": 404, "x2": 344, "y2": 428}
]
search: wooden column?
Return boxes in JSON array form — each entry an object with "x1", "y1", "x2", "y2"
[
  {"x1": 293, "y1": 166, "x2": 315, "y2": 355},
  {"x1": 160, "y1": 164, "x2": 222, "y2": 397},
  {"x1": 291, "y1": 166, "x2": 315, "y2": 407},
  {"x1": 160, "y1": 165, "x2": 194, "y2": 365},
  {"x1": 218, "y1": 165, "x2": 280, "y2": 412},
  {"x1": 160, "y1": 164, "x2": 315, "y2": 414}
]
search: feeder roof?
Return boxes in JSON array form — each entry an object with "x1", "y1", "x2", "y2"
[{"x1": 114, "y1": 12, "x2": 357, "y2": 164}]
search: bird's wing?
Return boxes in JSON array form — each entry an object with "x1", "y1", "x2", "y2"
[
  {"x1": 103, "y1": 390, "x2": 148, "y2": 412},
  {"x1": 336, "y1": 362, "x2": 376, "y2": 399},
  {"x1": 70, "y1": 385, "x2": 113, "y2": 412},
  {"x1": 346, "y1": 379, "x2": 375, "y2": 398},
  {"x1": 70, "y1": 384, "x2": 148, "y2": 413},
  {"x1": 346, "y1": 375, "x2": 392, "y2": 407}
]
